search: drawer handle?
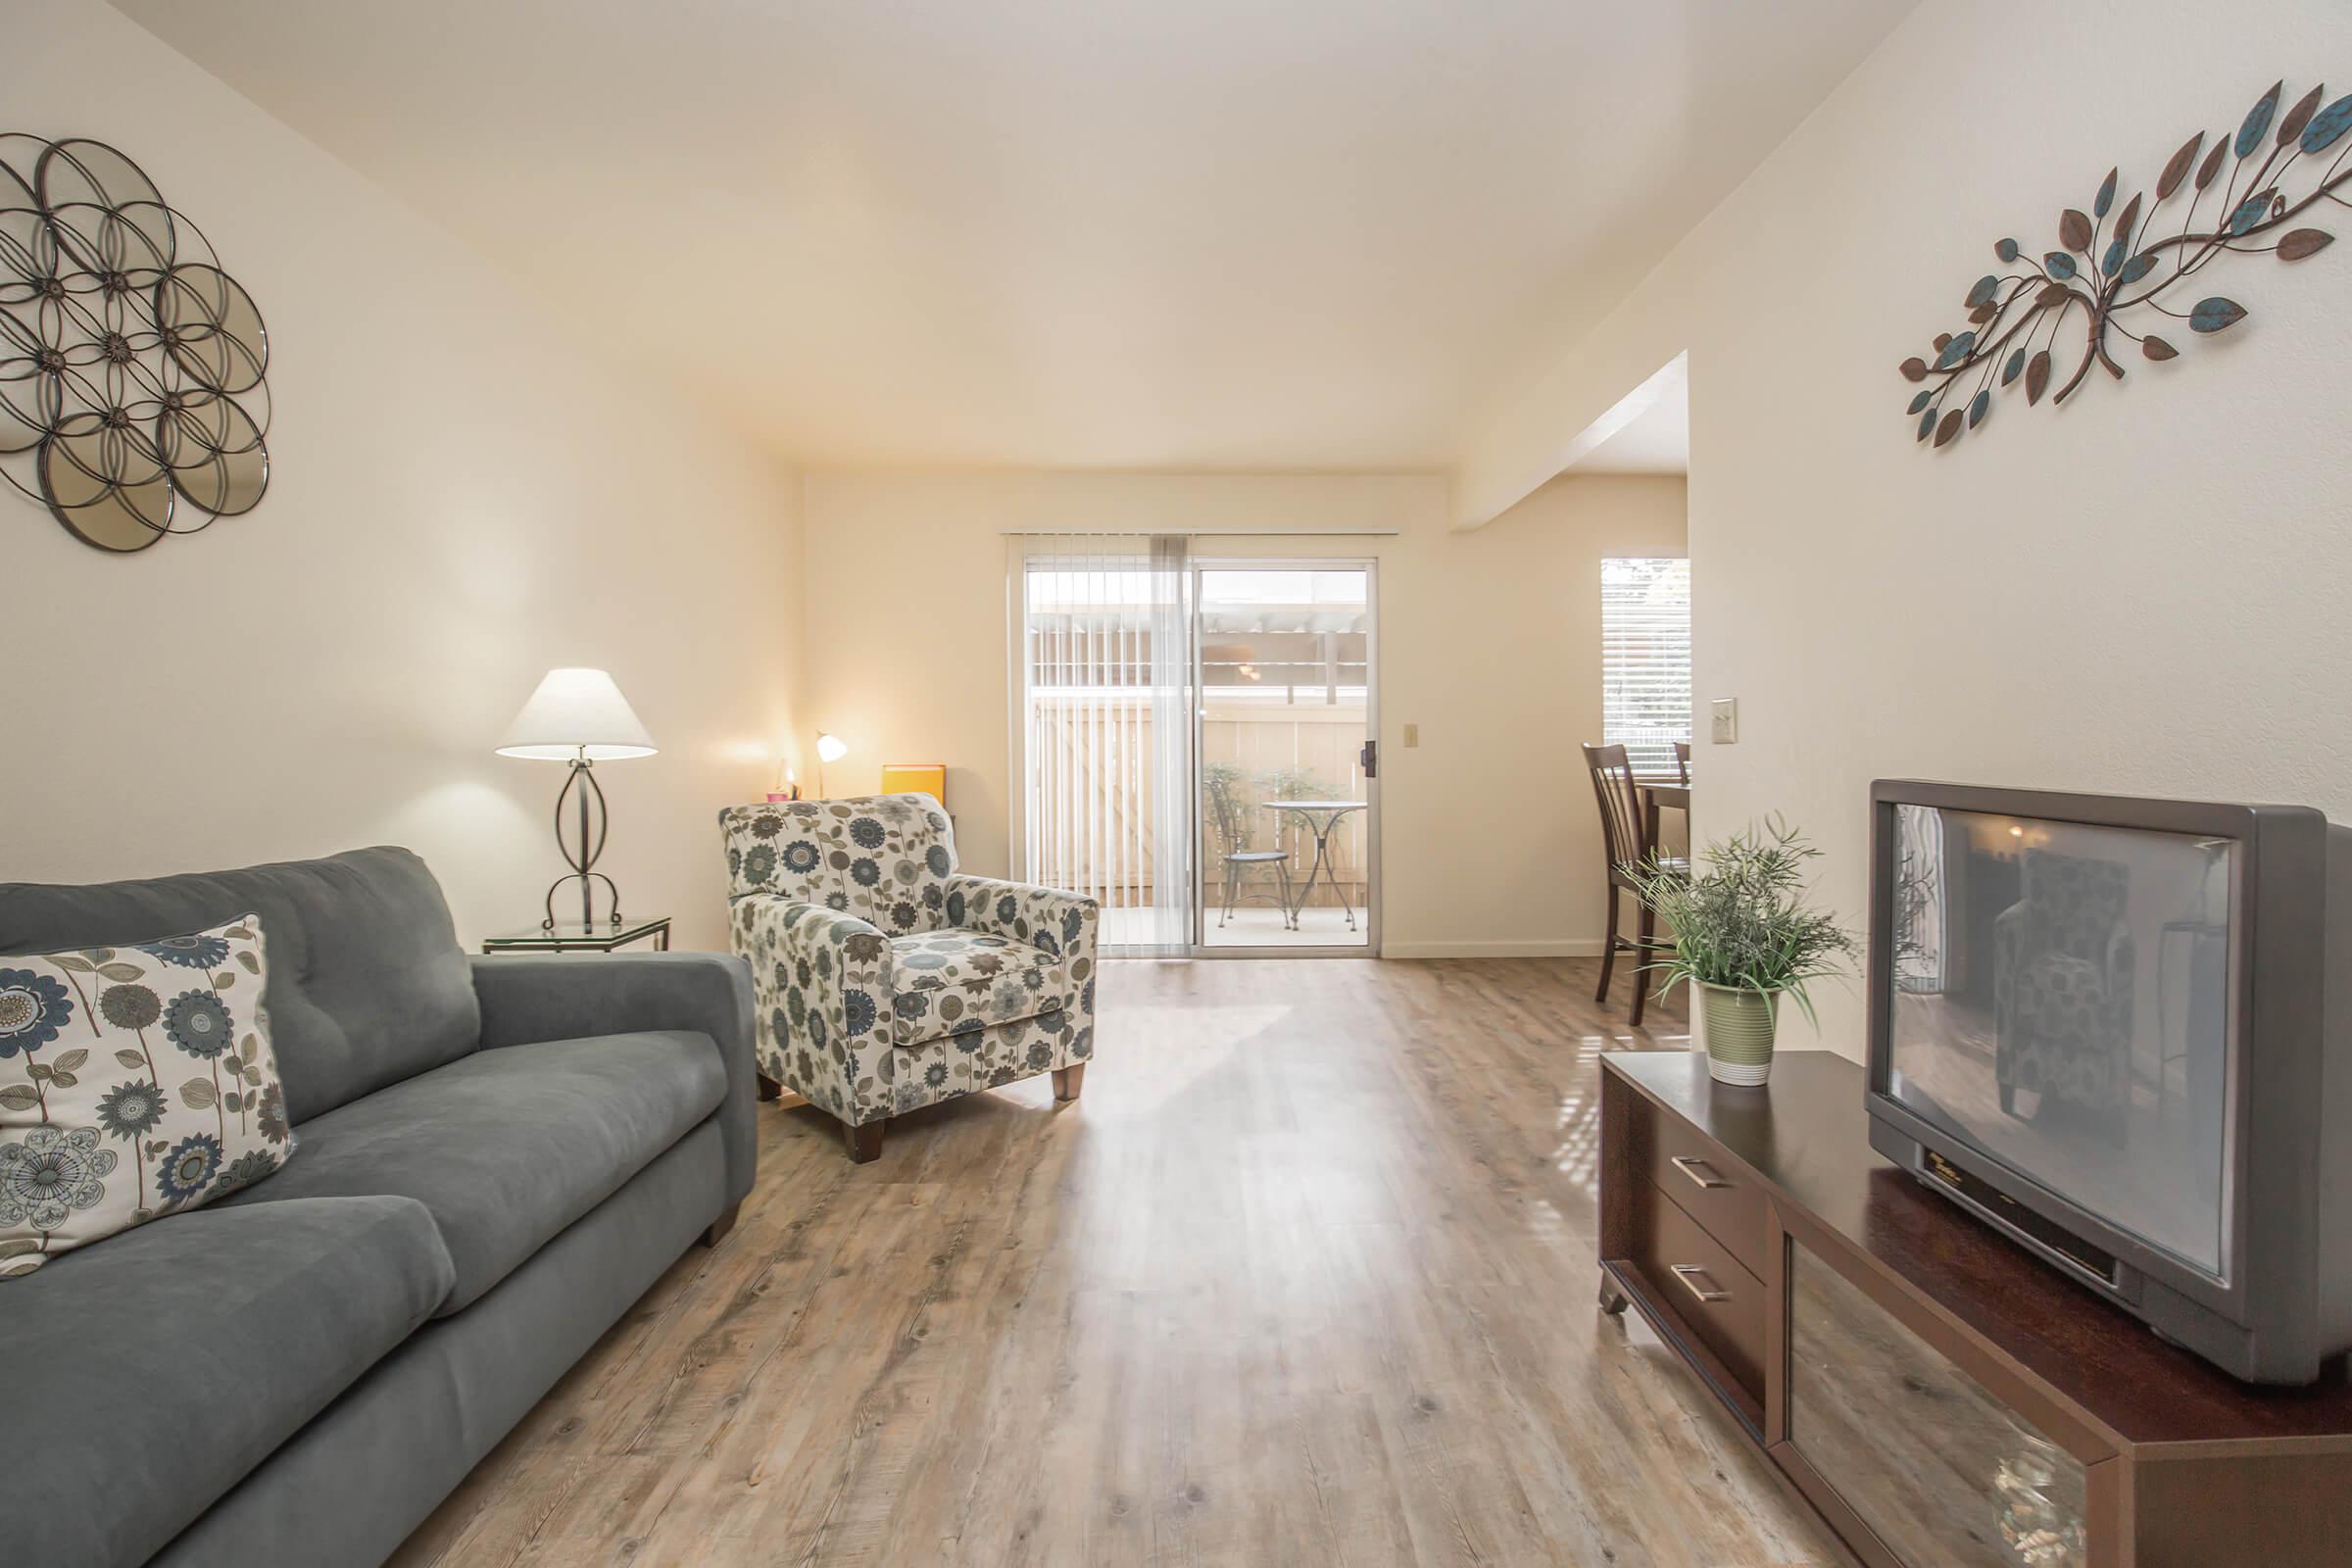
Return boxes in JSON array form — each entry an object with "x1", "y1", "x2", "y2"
[
  {"x1": 1670, "y1": 1264, "x2": 1732, "y2": 1304},
  {"x1": 1670, "y1": 1154, "x2": 1732, "y2": 1191}
]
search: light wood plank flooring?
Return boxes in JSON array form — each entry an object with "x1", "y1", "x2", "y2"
[{"x1": 391, "y1": 959, "x2": 1837, "y2": 1568}]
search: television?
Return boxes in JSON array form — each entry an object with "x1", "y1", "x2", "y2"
[{"x1": 1864, "y1": 780, "x2": 2352, "y2": 1385}]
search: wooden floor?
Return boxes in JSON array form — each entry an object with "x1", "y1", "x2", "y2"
[{"x1": 391, "y1": 959, "x2": 1838, "y2": 1568}]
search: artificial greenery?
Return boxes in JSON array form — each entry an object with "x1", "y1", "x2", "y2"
[{"x1": 1625, "y1": 817, "x2": 1860, "y2": 1027}]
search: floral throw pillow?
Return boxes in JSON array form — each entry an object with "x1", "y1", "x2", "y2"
[{"x1": 0, "y1": 914, "x2": 295, "y2": 1278}]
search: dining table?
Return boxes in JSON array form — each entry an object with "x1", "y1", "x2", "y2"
[
  {"x1": 1635, "y1": 779, "x2": 1688, "y2": 858},
  {"x1": 1259, "y1": 800, "x2": 1367, "y2": 931}
]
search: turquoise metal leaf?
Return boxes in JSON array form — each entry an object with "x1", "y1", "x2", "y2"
[
  {"x1": 2094, "y1": 169, "x2": 2118, "y2": 219},
  {"x1": 2044, "y1": 252, "x2": 2078, "y2": 279},
  {"x1": 2237, "y1": 81, "x2": 2283, "y2": 158},
  {"x1": 2305, "y1": 93, "x2": 2352, "y2": 154},
  {"x1": 1917, "y1": 408, "x2": 1937, "y2": 442},
  {"x1": 1934, "y1": 330, "x2": 1977, "y2": 368},
  {"x1": 1995, "y1": 238, "x2": 2021, "y2": 263},
  {"x1": 2230, "y1": 192, "x2": 2273, "y2": 236},
  {"x1": 2121, "y1": 252, "x2": 2156, "y2": 285},
  {"x1": 1908, "y1": 389, "x2": 1934, "y2": 415},
  {"x1": 2002, "y1": 348, "x2": 2027, "y2": 385},
  {"x1": 1969, "y1": 390, "x2": 1991, "y2": 428},
  {"x1": 1967, "y1": 274, "x2": 1999, "y2": 306},
  {"x1": 2102, "y1": 236, "x2": 2127, "y2": 276},
  {"x1": 2190, "y1": 297, "x2": 2248, "y2": 333}
]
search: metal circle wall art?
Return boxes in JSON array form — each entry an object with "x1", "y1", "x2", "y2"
[
  {"x1": 1899, "y1": 79, "x2": 2352, "y2": 450},
  {"x1": 0, "y1": 134, "x2": 270, "y2": 552}
]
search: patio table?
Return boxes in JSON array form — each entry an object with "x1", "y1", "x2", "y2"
[{"x1": 1260, "y1": 800, "x2": 1367, "y2": 933}]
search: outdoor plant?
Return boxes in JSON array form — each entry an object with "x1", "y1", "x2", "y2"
[{"x1": 1625, "y1": 817, "x2": 1860, "y2": 1028}]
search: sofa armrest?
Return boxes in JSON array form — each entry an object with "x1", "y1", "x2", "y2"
[
  {"x1": 470, "y1": 951, "x2": 758, "y2": 1205},
  {"x1": 944, "y1": 873, "x2": 1098, "y2": 960},
  {"x1": 732, "y1": 897, "x2": 900, "y2": 1125}
]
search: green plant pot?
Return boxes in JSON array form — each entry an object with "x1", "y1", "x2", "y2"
[{"x1": 1698, "y1": 983, "x2": 1780, "y2": 1087}]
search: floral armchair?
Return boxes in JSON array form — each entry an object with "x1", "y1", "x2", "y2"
[
  {"x1": 1994, "y1": 849, "x2": 2134, "y2": 1123},
  {"x1": 718, "y1": 795, "x2": 1098, "y2": 1161}
]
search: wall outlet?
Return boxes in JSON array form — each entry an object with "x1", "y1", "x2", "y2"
[
  {"x1": 1401, "y1": 722, "x2": 1420, "y2": 748},
  {"x1": 1710, "y1": 698, "x2": 1739, "y2": 745}
]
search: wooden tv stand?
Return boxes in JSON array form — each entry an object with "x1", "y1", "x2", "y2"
[{"x1": 1598, "y1": 1049, "x2": 2352, "y2": 1567}]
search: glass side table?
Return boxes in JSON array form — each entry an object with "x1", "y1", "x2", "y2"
[{"x1": 480, "y1": 915, "x2": 671, "y2": 955}]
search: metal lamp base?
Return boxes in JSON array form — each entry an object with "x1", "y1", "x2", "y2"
[{"x1": 544, "y1": 752, "x2": 623, "y2": 932}]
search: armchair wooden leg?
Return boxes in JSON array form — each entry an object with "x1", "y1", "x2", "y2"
[
  {"x1": 843, "y1": 1118, "x2": 884, "y2": 1163},
  {"x1": 702, "y1": 1201, "x2": 741, "y2": 1248},
  {"x1": 1053, "y1": 1064, "x2": 1086, "y2": 1102},
  {"x1": 757, "y1": 1073, "x2": 783, "y2": 1102}
]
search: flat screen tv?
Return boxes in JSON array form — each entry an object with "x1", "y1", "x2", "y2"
[{"x1": 1865, "y1": 780, "x2": 2352, "y2": 1384}]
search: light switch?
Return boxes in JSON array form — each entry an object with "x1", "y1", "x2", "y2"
[
  {"x1": 1710, "y1": 698, "x2": 1738, "y2": 745},
  {"x1": 1401, "y1": 723, "x2": 1420, "y2": 748}
]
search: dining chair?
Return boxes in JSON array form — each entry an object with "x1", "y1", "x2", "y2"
[
  {"x1": 1673, "y1": 740, "x2": 1691, "y2": 785},
  {"x1": 1584, "y1": 742, "x2": 1679, "y2": 1026}
]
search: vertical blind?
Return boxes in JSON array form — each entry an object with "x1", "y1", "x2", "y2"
[
  {"x1": 1019, "y1": 534, "x2": 1194, "y2": 956},
  {"x1": 1600, "y1": 557, "x2": 1692, "y2": 777}
]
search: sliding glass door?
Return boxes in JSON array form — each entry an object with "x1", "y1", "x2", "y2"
[
  {"x1": 1015, "y1": 544, "x2": 1378, "y2": 957},
  {"x1": 1194, "y1": 562, "x2": 1377, "y2": 954},
  {"x1": 1016, "y1": 536, "x2": 1194, "y2": 956}
]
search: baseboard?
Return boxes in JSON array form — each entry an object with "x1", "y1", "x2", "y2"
[{"x1": 1381, "y1": 939, "x2": 1606, "y2": 959}]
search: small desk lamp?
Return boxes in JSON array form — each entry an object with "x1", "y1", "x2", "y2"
[{"x1": 497, "y1": 668, "x2": 657, "y2": 930}]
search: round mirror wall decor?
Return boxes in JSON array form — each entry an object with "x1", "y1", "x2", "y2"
[{"x1": 0, "y1": 134, "x2": 271, "y2": 553}]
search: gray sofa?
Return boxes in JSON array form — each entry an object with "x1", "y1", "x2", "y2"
[{"x1": 0, "y1": 847, "x2": 758, "y2": 1567}]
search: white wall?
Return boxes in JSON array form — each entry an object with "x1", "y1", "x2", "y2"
[
  {"x1": 1456, "y1": 0, "x2": 2352, "y2": 1054},
  {"x1": 801, "y1": 470, "x2": 1684, "y2": 956},
  {"x1": 0, "y1": 0, "x2": 803, "y2": 951}
]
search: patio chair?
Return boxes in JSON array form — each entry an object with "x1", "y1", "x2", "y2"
[{"x1": 1207, "y1": 778, "x2": 1295, "y2": 928}]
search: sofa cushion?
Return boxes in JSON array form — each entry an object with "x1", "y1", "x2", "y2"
[
  {"x1": 0, "y1": 915, "x2": 298, "y2": 1278},
  {"x1": 888, "y1": 928, "x2": 1062, "y2": 1046},
  {"x1": 220, "y1": 1031, "x2": 726, "y2": 1313},
  {"x1": 0, "y1": 1194, "x2": 453, "y2": 1568},
  {"x1": 0, "y1": 848, "x2": 478, "y2": 1124}
]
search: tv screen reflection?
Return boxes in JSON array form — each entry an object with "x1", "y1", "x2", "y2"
[{"x1": 1885, "y1": 804, "x2": 2231, "y2": 1277}]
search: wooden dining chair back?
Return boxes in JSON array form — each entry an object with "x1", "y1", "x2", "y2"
[
  {"x1": 1674, "y1": 740, "x2": 1691, "y2": 785},
  {"x1": 1583, "y1": 744, "x2": 1651, "y2": 883},
  {"x1": 1583, "y1": 742, "x2": 1672, "y2": 1027}
]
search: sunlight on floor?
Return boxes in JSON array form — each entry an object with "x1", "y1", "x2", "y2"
[{"x1": 1100, "y1": 904, "x2": 1369, "y2": 949}]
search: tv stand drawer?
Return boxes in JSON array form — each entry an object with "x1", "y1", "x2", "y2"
[
  {"x1": 1644, "y1": 1105, "x2": 1767, "y2": 1277},
  {"x1": 1634, "y1": 1180, "x2": 1766, "y2": 1402}
]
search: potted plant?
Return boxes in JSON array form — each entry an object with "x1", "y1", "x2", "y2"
[{"x1": 1626, "y1": 817, "x2": 1859, "y2": 1086}]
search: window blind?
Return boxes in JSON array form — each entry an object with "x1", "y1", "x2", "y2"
[{"x1": 1600, "y1": 557, "x2": 1691, "y2": 778}]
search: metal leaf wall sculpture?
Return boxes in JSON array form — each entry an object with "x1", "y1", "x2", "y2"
[
  {"x1": 1900, "y1": 79, "x2": 2351, "y2": 450},
  {"x1": 0, "y1": 135, "x2": 270, "y2": 551}
]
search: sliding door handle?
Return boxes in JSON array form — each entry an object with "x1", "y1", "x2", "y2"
[
  {"x1": 1670, "y1": 1264, "x2": 1731, "y2": 1304},
  {"x1": 1359, "y1": 739, "x2": 1377, "y2": 779}
]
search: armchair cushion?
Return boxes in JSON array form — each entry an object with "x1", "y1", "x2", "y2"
[
  {"x1": 889, "y1": 929, "x2": 1063, "y2": 1046},
  {"x1": 719, "y1": 795, "x2": 956, "y2": 934}
]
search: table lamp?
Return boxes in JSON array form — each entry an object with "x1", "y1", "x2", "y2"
[
  {"x1": 497, "y1": 668, "x2": 657, "y2": 931},
  {"x1": 815, "y1": 731, "x2": 847, "y2": 797}
]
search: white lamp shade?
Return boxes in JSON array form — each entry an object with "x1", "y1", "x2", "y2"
[
  {"x1": 815, "y1": 732, "x2": 848, "y2": 763},
  {"x1": 497, "y1": 668, "x2": 657, "y2": 760}
]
